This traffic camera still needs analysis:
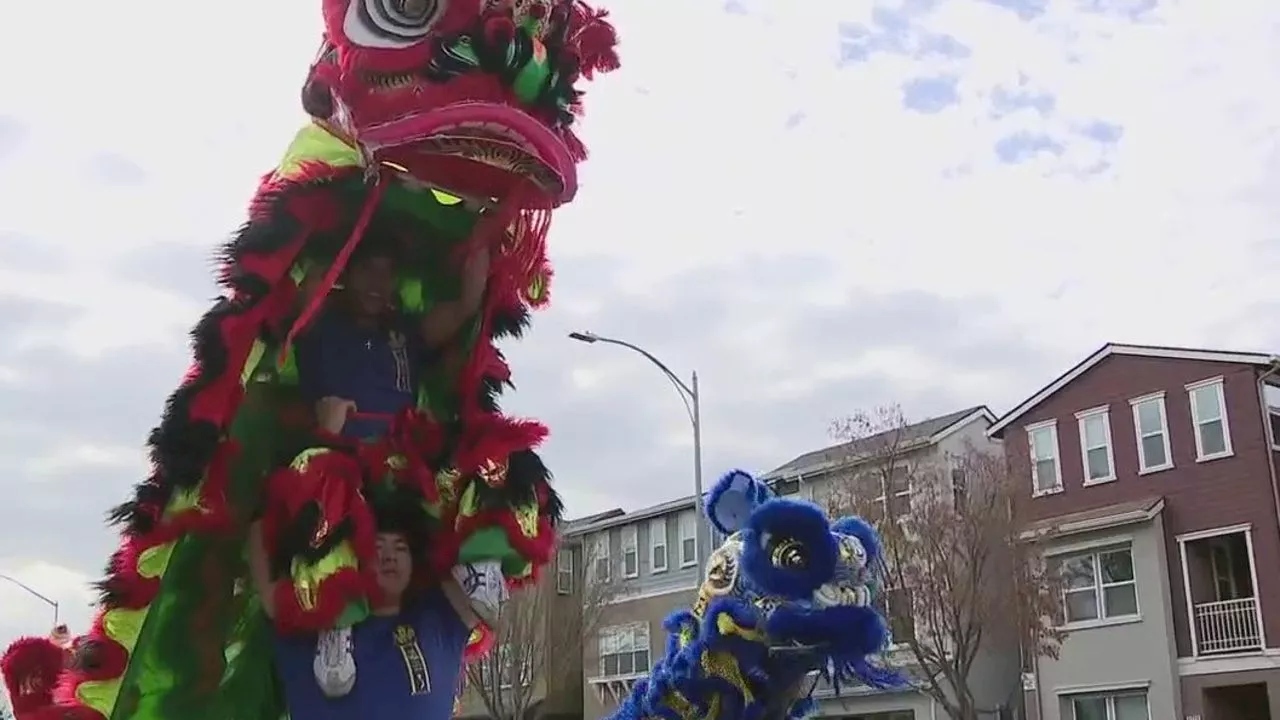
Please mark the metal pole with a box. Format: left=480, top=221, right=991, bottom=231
left=568, top=331, right=710, bottom=575
left=690, top=370, right=706, bottom=577
left=0, top=573, right=59, bottom=629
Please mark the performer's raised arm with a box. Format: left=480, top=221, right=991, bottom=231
left=416, top=244, right=490, bottom=349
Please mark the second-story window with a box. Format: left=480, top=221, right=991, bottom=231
left=1130, top=392, right=1172, bottom=473
left=556, top=548, right=573, bottom=595
left=1027, top=420, right=1062, bottom=496
left=678, top=510, right=697, bottom=568
left=592, top=533, right=610, bottom=583
left=621, top=525, right=639, bottom=578
left=649, top=517, right=668, bottom=573
left=1187, top=377, right=1233, bottom=461
left=1053, top=544, right=1138, bottom=625
left=1075, top=406, right=1116, bottom=485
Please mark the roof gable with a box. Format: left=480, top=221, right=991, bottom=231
left=988, top=343, right=1277, bottom=438
left=762, top=405, right=995, bottom=480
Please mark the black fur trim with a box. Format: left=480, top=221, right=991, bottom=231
left=490, top=307, right=529, bottom=340
left=113, top=179, right=355, bottom=537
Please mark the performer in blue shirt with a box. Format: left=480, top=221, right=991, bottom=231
left=253, top=231, right=507, bottom=705
left=254, top=501, right=479, bottom=719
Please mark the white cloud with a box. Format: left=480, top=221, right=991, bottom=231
left=0, top=0, right=1277, bottom=650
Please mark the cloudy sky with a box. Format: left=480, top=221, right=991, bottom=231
left=0, top=0, right=1277, bottom=657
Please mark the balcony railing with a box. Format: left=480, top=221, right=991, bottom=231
left=1194, top=597, right=1263, bottom=655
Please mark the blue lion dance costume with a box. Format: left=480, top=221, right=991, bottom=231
left=606, top=470, right=907, bottom=720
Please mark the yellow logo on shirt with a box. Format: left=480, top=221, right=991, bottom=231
left=394, top=624, right=431, bottom=696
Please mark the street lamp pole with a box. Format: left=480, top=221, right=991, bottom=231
left=568, top=331, right=707, bottom=576
left=0, top=573, right=59, bottom=628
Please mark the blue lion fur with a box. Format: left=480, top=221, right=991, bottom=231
left=741, top=499, right=839, bottom=599
left=617, top=596, right=775, bottom=720
left=766, top=604, right=904, bottom=689
left=606, top=469, right=908, bottom=720
left=706, top=469, right=774, bottom=535
left=831, top=515, right=883, bottom=565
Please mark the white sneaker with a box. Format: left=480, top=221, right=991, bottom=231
left=452, top=561, right=507, bottom=627
left=314, top=626, right=356, bottom=698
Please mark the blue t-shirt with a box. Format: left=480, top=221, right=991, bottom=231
left=295, top=308, right=430, bottom=439
left=273, top=590, right=469, bottom=720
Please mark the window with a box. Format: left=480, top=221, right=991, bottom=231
left=1187, top=377, right=1232, bottom=460
left=1027, top=421, right=1062, bottom=495
left=1070, top=691, right=1149, bottom=720
left=598, top=622, right=651, bottom=677
left=1269, top=408, right=1280, bottom=450
left=621, top=525, right=639, bottom=578
left=556, top=547, right=573, bottom=595
left=649, top=517, right=668, bottom=573
left=852, top=466, right=912, bottom=524
left=591, top=533, right=610, bottom=583
left=951, top=467, right=968, bottom=511
left=1055, top=545, right=1138, bottom=624
left=1075, top=407, right=1116, bottom=484
left=1129, top=393, right=1172, bottom=473
left=678, top=511, right=697, bottom=567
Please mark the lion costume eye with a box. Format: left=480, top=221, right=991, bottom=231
left=769, top=537, right=808, bottom=570
left=703, top=546, right=740, bottom=596
left=346, top=0, right=448, bottom=48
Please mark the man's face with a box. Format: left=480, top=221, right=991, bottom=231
left=375, top=532, right=413, bottom=600
left=345, top=254, right=398, bottom=318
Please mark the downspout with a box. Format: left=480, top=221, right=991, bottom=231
left=1256, top=360, right=1280, bottom=546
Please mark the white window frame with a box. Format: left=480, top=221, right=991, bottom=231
left=649, top=517, right=668, bottom=573
left=1075, top=405, right=1116, bottom=486
left=1269, top=407, right=1280, bottom=451
left=1052, top=544, right=1139, bottom=627
left=597, top=622, right=651, bottom=678
left=678, top=511, right=698, bottom=568
left=592, top=532, right=610, bottom=584
left=1186, top=376, right=1234, bottom=462
left=621, top=525, right=639, bottom=579
left=1068, top=690, right=1150, bottom=720
left=1129, top=392, right=1173, bottom=474
left=1027, top=419, right=1063, bottom=497
left=556, top=547, right=573, bottom=595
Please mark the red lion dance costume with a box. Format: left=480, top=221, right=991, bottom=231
left=2, top=626, right=75, bottom=720
left=3, top=1, right=618, bottom=718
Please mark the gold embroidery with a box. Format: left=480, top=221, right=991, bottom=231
left=477, top=458, right=508, bottom=488
left=310, top=518, right=330, bottom=549
left=514, top=502, right=538, bottom=537
left=394, top=624, right=431, bottom=695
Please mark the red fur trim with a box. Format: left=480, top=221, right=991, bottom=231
left=271, top=567, right=376, bottom=635
left=262, top=449, right=379, bottom=634
left=450, top=413, right=548, bottom=476
left=51, top=183, right=325, bottom=718
left=2, top=637, right=63, bottom=713
left=568, top=2, right=621, bottom=78
left=463, top=622, right=495, bottom=661
left=426, top=501, right=557, bottom=579
left=263, top=450, right=366, bottom=550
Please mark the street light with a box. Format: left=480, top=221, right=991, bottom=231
left=568, top=331, right=707, bottom=576
left=0, top=573, right=59, bottom=628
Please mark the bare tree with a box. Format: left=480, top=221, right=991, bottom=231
left=466, top=541, right=617, bottom=720
left=823, top=405, right=1064, bottom=720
